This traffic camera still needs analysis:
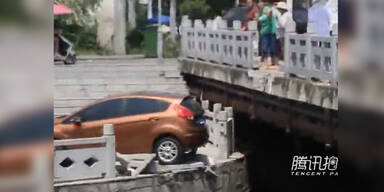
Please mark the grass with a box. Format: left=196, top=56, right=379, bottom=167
left=76, top=48, right=99, bottom=55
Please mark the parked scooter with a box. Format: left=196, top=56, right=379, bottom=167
left=54, top=34, right=77, bottom=65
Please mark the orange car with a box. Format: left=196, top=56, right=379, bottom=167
left=54, top=92, right=208, bottom=164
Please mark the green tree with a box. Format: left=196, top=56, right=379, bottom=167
left=179, top=0, right=211, bottom=20
left=206, top=0, right=235, bottom=16
left=55, top=0, right=101, bottom=26
left=55, top=0, right=103, bottom=54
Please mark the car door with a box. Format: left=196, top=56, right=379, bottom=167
left=101, top=98, right=137, bottom=154
left=59, top=99, right=123, bottom=139
left=114, top=98, right=171, bottom=154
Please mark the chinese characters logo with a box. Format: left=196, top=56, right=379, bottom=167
left=291, top=156, right=338, bottom=176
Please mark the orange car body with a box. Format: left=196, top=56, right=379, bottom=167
left=54, top=93, right=208, bottom=154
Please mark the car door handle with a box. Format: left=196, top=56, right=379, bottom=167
left=149, top=117, right=160, bottom=121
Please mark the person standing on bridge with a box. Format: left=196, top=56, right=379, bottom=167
left=308, top=0, right=332, bottom=36
left=257, top=2, right=265, bottom=61
left=276, top=2, right=296, bottom=60
left=242, top=0, right=260, bottom=30
left=259, top=1, right=279, bottom=67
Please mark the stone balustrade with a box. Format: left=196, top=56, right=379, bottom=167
left=180, top=18, right=259, bottom=70
left=54, top=124, right=116, bottom=183
left=180, top=16, right=338, bottom=83
left=283, top=33, right=338, bottom=83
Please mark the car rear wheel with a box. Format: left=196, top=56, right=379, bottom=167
left=154, top=137, right=182, bottom=165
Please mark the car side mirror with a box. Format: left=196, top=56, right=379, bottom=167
left=71, top=116, right=82, bottom=126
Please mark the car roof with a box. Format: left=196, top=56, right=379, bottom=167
left=59, top=92, right=193, bottom=120
left=103, top=91, right=190, bottom=103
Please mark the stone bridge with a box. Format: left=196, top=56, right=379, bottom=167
left=179, top=18, right=338, bottom=145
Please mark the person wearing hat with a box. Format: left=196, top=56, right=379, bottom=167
left=276, top=1, right=296, bottom=60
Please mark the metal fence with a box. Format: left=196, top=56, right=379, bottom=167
left=181, top=18, right=259, bottom=69
left=54, top=124, right=116, bottom=183
left=282, top=33, right=338, bottom=82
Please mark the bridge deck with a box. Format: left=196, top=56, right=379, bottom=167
left=180, top=57, right=338, bottom=111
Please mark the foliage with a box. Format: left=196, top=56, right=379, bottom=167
left=53, top=0, right=237, bottom=55
left=0, top=1, right=28, bottom=24
left=127, top=29, right=144, bottom=49
left=55, top=0, right=101, bottom=26
left=57, top=20, right=106, bottom=54
left=55, top=0, right=105, bottom=54
left=163, top=33, right=180, bottom=58
left=125, top=22, right=145, bottom=54
left=179, top=0, right=211, bottom=20
left=206, top=0, right=235, bottom=17
left=136, top=2, right=149, bottom=28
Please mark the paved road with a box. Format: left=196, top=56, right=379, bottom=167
left=54, top=57, right=189, bottom=115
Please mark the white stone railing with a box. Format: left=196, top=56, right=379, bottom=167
left=180, top=17, right=338, bottom=83
left=282, top=33, right=338, bottom=83
left=54, top=124, right=116, bottom=183
left=201, top=101, right=235, bottom=160
left=180, top=18, right=259, bottom=69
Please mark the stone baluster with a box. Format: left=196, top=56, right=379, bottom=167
left=233, top=20, right=242, bottom=31
left=213, top=103, right=222, bottom=147
left=104, top=124, right=116, bottom=178
left=217, top=110, right=230, bottom=159
left=225, top=107, right=235, bottom=155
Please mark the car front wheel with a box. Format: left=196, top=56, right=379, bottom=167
left=154, top=137, right=183, bottom=165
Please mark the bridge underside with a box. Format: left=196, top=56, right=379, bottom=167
left=180, top=58, right=338, bottom=145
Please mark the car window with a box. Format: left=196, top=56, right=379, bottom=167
left=181, top=97, right=204, bottom=117
left=123, top=98, right=170, bottom=116
left=76, top=99, right=125, bottom=122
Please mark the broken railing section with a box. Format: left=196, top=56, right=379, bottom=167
left=54, top=124, right=116, bottom=183
left=180, top=18, right=259, bottom=69
left=202, top=100, right=235, bottom=159
left=282, top=33, right=338, bottom=83
left=115, top=153, right=156, bottom=177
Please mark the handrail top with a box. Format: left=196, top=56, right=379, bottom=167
left=54, top=137, right=106, bottom=147
left=181, top=17, right=258, bottom=31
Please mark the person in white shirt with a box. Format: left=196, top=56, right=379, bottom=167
left=276, top=2, right=296, bottom=59
left=308, top=0, right=332, bottom=36
left=278, top=2, right=296, bottom=34
left=325, top=0, right=338, bottom=35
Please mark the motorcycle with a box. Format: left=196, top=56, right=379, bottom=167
left=54, top=34, right=77, bottom=65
